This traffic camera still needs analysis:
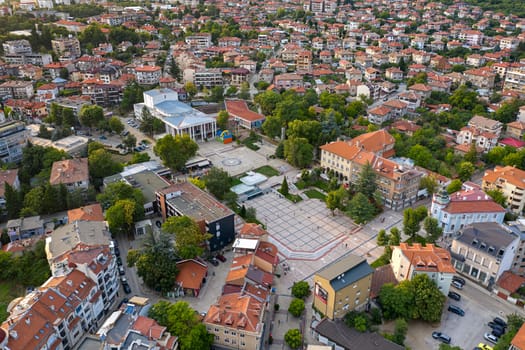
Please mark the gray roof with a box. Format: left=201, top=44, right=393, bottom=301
left=315, top=318, right=404, bottom=350
left=316, top=254, right=373, bottom=292
left=7, top=215, right=43, bottom=231
left=457, top=222, right=518, bottom=257
left=124, top=171, right=170, bottom=203
left=47, top=221, right=111, bottom=260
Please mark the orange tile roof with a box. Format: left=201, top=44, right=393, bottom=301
left=67, top=203, right=104, bottom=222
left=175, top=259, right=208, bottom=290
left=484, top=166, right=525, bottom=189
left=231, top=254, right=254, bottom=269
left=204, top=293, right=263, bottom=333
left=225, top=99, right=266, bottom=121
left=396, top=243, right=456, bottom=274
left=0, top=169, right=17, bottom=198
left=444, top=200, right=505, bottom=214
left=511, top=323, right=525, bottom=350
left=239, top=223, right=268, bottom=238
left=225, top=267, right=248, bottom=286
left=348, top=129, right=395, bottom=154
left=135, top=65, right=161, bottom=72
left=497, top=271, right=525, bottom=293
left=49, top=158, right=89, bottom=186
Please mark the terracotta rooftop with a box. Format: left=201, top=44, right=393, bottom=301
left=204, top=293, right=263, bottom=333
left=239, top=223, right=268, bottom=238
left=49, top=158, right=89, bottom=186
left=370, top=264, right=398, bottom=299
left=395, top=243, right=456, bottom=274
left=511, top=323, right=525, bottom=349
left=0, top=169, right=18, bottom=198
left=484, top=166, right=525, bottom=189
left=175, top=259, right=208, bottom=290
left=497, top=271, right=525, bottom=293
left=225, top=99, right=265, bottom=122
left=67, top=203, right=104, bottom=222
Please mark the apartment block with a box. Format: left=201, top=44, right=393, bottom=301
left=320, top=137, right=422, bottom=211
left=185, top=33, right=212, bottom=49
left=391, top=243, right=456, bottom=295
left=0, top=121, right=29, bottom=163
left=49, top=158, right=89, bottom=191
left=204, top=293, right=265, bottom=350
left=81, top=81, right=122, bottom=107
left=51, top=37, right=81, bottom=59
left=450, top=222, right=519, bottom=286
left=482, top=165, right=525, bottom=214
left=2, top=40, right=32, bottom=55
left=134, top=65, right=162, bottom=85
left=505, top=67, right=525, bottom=93
left=156, top=182, right=235, bottom=251
left=194, top=69, right=224, bottom=88
left=313, top=254, right=373, bottom=320
left=0, top=81, right=34, bottom=99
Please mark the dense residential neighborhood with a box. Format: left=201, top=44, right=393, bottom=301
left=0, top=0, right=525, bottom=349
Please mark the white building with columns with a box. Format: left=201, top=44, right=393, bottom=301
left=134, top=88, right=217, bottom=142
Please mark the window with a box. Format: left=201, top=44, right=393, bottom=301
left=240, top=334, right=245, bottom=338
left=225, top=338, right=230, bottom=343
left=224, top=330, right=229, bottom=335
left=231, top=332, right=236, bottom=336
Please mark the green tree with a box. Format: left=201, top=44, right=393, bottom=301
left=129, top=233, right=180, bottom=294
left=154, top=134, right=198, bottom=171
left=130, top=152, right=151, bottom=164
left=208, top=86, right=224, bottom=102
left=494, top=99, right=525, bottom=124
left=287, top=120, right=322, bottom=146
left=389, top=227, right=401, bottom=246
left=486, top=189, right=507, bottom=207
left=109, top=116, right=124, bottom=134
left=216, top=110, right=229, bottom=130
left=88, top=149, right=123, bottom=188
left=5, top=183, right=22, bottom=219
left=238, top=82, right=250, bottom=100
left=170, top=57, right=181, bottom=80
left=203, top=167, right=232, bottom=200
left=326, top=187, right=348, bottom=215
left=378, top=282, right=415, bottom=320
left=123, top=134, right=137, bottom=150
left=280, top=177, right=289, bottom=196
left=23, top=186, right=45, bottom=215
left=254, top=90, right=282, bottom=116
left=419, top=176, right=438, bottom=195
left=106, top=199, right=137, bottom=236
left=447, top=179, right=462, bottom=194
left=97, top=181, right=145, bottom=213
left=121, top=82, right=144, bottom=112
left=439, top=345, right=463, bottom=350
left=457, top=161, right=475, bottom=182
left=284, top=329, right=302, bottom=349
left=139, top=108, right=164, bottom=137
left=162, top=215, right=211, bottom=259
left=291, top=281, right=310, bottom=299
left=78, top=24, right=106, bottom=49
left=283, top=137, right=313, bottom=168
left=423, top=217, right=443, bottom=242
left=449, top=85, right=479, bottom=110
left=348, top=192, right=376, bottom=224
left=355, top=162, right=377, bottom=199
left=262, top=115, right=282, bottom=138
left=377, top=229, right=389, bottom=246
left=393, top=318, right=408, bottom=345
left=403, top=207, right=427, bottom=240
left=184, top=82, right=197, bottom=100
left=413, top=274, right=446, bottom=321
left=288, top=298, right=305, bottom=317
left=79, top=104, right=104, bottom=128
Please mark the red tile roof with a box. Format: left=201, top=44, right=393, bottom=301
left=225, top=99, right=266, bottom=122
left=175, top=259, right=208, bottom=290
left=67, top=203, right=104, bottom=222
left=497, top=271, right=525, bottom=293
left=395, top=243, right=456, bottom=274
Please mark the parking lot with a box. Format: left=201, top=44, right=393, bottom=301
left=406, top=281, right=525, bottom=350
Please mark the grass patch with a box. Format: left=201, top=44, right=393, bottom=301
left=371, top=255, right=390, bottom=268
left=111, top=153, right=133, bottom=164
left=0, top=282, right=24, bottom=322
left=253, top=165, right=280, bottom=177
left=231, top=177, right=242, bottom=186
left=304, top=189, right=326, bottom=201
left=283, top=193, right=303, bottom=203
left=312, top=180, right=331, bottom=192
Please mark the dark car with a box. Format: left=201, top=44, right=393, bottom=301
left=448, top=291, right=461, bottom=301
left=452, top=280, right=463, bottom=290
left=122, top=282, right=131, bottom=294
left=432, top=331, right=451, bottom=344
left=116, top=257, right=123, bottom=266
left=448, top=305, right=465, bottom=316
left=118, top=266, right=125, bottom=276
left=493, top=317, right=507, bottom=328
left=209, top=258, right=219, bottom=266
left=492, top=327, right=505, bottom=337
left=118, top=297, right=129, bottom=308
left=453, top=276, right=466, bottom=286
left=114, top=247, right=120, bottom=257
left=216, top=254, right=227, bottom=262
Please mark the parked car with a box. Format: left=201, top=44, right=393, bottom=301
left=476, top=343, right=493, bottom=350
left=453, top=276, right=466, bottom=286
left=114, top=247, right=120, bottom=256
left=116, top=257, right=123, bottom=266
left=447, top=305, right=465, bottom=316
left=488, top=321, right=505, bottom=331
left=448, top=291, right=461, bottom=301
left=451, top=280, right=463, bottom=289
left=120, top=276, right=128, bottom=283
left=484, top=333, right=498, bottom=344
left=493, top=317, right=507, bottom=328
left=121, top=130, right=130, bottom=137
left=122, top=282, right=131, bottom=294
left=99, top=135, right=107, bottom=140
left=118, top=266, right=125, bottom=276
left=216, top=254, right=227, bottom=262
left=432, top=331, right=451, bottom=344
left=492, top=327, right=505, bottom=338
left=118, top=297, right=129, bottom=308
left=209, top=258, right=219, bottom=266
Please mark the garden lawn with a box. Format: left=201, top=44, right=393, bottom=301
left=253, top=165, right=280, bottom=177
left=304, top=189, right=326, bottom=201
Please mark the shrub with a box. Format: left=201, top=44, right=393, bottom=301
left=288, top=298, right=305, bottom=317
left=291, top=281, right=310, bottom=299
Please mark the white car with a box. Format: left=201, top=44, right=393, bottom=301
left=484, top=333, right=498, bottom=344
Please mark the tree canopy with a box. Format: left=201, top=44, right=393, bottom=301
left=162, top=215, right=211, bottom=259
left=154, top=134, right=198, bottom=171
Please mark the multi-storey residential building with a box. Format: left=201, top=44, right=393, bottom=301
left=457, top=30, right=484, bottom=46
left=456, top=126, right=499, bottom=153
left=320, top=141, right=422, bottom=210
left=391, top=243, right=456, bottom=295
left=51, top=37, right=81, bottom=59
left=218, top=37, right=241, bottom=48
left=0, top=81, right=34, bottom=99
left=483, top=165, right=525, bottom=214
left=134, top=65, right=162, bottom=85
left=2, top=40, right=32, bottom=55
left=194, top=69, right=224, bottom=88
left=313, top=254, right=373, bottom=320
left=468, top=115, right=503, bottom=137
left=3, top=52, right=52, bottom=66
left=81, top=80, right=122, bottom=107
left=273, top=73, right=304, bottom=90
left=204, top=293, right=265, bottom=350
left=45, top=220, right=119, bottom=311
left=0, top=121, right=29, bottom=163
left=156, top=182, right=235, bottom=251
left=463, top=67, right=496, bottom=89
left=450, top=222, right=519, bottom=286
left=49, top=158, right=89, bottom=191
left=506, top=219, right=525, bottom=276
left=185, top=33, right=212, bottom=49
left=431, top=187, right=505, bottom=236
left=505, top=67, right=525, bottom=93
left=296, top=50, right=312, bottom=71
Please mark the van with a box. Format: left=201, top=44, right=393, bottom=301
left=451, top=280, right=463, bottom=289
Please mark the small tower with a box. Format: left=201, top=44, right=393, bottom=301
left=431, top=188, right=450, bottom=220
